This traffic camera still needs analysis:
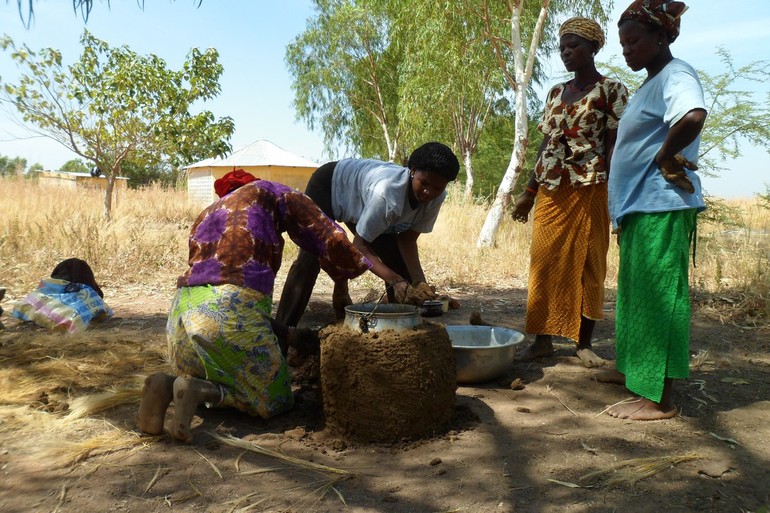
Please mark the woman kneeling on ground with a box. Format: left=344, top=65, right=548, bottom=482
left=137, top=171, right=371, bottom=442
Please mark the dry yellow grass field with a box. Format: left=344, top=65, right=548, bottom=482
left=1, top=176, right=767, bottom=319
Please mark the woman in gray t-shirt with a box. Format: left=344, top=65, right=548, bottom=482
left=276, top=141, right=460, bottom=327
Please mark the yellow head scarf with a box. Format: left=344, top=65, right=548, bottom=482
left=559, top=17, right=606, bottom=50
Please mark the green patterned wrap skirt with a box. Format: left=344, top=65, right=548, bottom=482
left=167, top=284, right=293, bottom=419
left=616, top=209, right=697, bottom=403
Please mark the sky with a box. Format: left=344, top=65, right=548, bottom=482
left=1, top=1, right=768, bottom=198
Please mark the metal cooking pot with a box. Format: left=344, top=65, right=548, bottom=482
left=344, top=303, right=420, bottom=333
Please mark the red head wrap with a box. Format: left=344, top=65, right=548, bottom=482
left=619, top=0, right=688, bottom=43
left=214, top=169, right=259, bottom=198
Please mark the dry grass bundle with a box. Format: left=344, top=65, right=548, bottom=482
left=0, top=328, right=167, bottom=469
left=578, top=453, right=701, bottom=487
left=33, top=429, right=157, bottom=469
left=66, top=386, right=143, bottom=420
left=212, top=433, right=353, bottom=513
left=211, top=433, right=353, bottom=477
left=1, top=398, right=156, bottom=469
left=0, top=329, right=167, bottom=402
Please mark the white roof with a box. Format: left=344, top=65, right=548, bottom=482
left=184, top=139, right=320, bottom=169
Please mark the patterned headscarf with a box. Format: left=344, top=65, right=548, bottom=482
left=618, top=0, right=688, bottom=43
left=559, top=17, right=605, bottom=50
left=214, top=169, right=259, bottom=198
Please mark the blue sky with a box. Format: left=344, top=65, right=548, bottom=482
left=1, top=1, right=768, bottom=198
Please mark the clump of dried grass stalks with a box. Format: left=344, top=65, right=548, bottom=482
left=0, top=327, right=167, bottom=467
left=578, top=453, right=701, bottom=487
left=211, top=433, right=354, bottom=512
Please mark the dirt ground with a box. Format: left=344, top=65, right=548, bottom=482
left=1, top=280, right=769, bottom=513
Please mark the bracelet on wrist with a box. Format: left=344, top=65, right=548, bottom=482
left=525, top=186, right=537, bottom=196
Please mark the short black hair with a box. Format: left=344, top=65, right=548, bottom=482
left=406, top=142, right=460, bottom=182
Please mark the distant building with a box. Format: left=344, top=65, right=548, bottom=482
left=36, top=170, right=129, bottom=202
left=183, top=139, right=320, bottom=205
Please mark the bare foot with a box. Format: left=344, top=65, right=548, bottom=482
left=170, top=376, right=221, bottom=443
left=517, top=338, right=554, bottom=361
left=576, top=348, right=606, bottom=368
left=595, top=369, right=625, bottom=385
left=607, top=397, right=678, bottom=420
left=137, top=373, right=175, bottom=435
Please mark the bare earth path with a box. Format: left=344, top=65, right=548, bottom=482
left=1, top=283, right=769, bottom=513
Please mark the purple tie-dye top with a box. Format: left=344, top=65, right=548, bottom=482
left=177, top=180, right=371, bottom=296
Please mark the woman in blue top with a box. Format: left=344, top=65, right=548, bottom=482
left=276, top=142, right=460, bottom=327
left=604, top=0, right=707, bottom=420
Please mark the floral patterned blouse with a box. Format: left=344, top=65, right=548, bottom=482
left=535, top=77, right=629, bottom=189
left=177, top=180, right=372, bottom=297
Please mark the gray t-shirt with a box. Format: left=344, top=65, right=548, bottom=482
left=331, top=158, right=446, bottom=242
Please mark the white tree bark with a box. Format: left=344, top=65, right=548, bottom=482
left=463, top=148, right=475, bottom=200
left=476, top=0, right=550, bottom=247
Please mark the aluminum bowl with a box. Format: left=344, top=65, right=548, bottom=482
left=446, top=326, right=525, bottom=384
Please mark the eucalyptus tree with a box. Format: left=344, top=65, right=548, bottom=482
left=11, top=0, right=201, bottom=27
left=473, top=0, right=612, bottom=247
left=0, top=31, right=234, bottom=220
left=286, top=0, right=402, bottom=161
left=395, top=1, right=508, bottom=199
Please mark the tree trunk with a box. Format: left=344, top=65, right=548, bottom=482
left=463, top=149, right=475, bottom=200
left=476, top=0, right=548, bottom=247
left=476, top=89, right=529, bottom=247
left=103, top=174, right=115, bottom=222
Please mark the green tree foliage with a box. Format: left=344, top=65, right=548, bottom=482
left=60, top=158, right=90, bottom=174
left=0, top=31, right=234, bottom=220
left=394, top=1, right=510, bottom=199
left=0, top=154, right=27, bottom=176
left=758, top=185, right=770, bottom=211
left=286, top=0, right=402, bottom=161
left=601, top=49, right=770, bottom=180
left=471, top=99, right=542, bottom=200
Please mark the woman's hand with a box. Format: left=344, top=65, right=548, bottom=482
left=511, top=193, right=535, bottom=223
left=656, top=153, right=697, bottom=194
left=389, top=279, right=410, bottom=304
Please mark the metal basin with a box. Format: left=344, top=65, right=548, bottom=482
left=344, top=303, right=420, bottom=333
left=446, top=326, right=525, bottom=384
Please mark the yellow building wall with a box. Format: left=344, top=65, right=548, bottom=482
left=187, top=165, right=317, bottom=206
